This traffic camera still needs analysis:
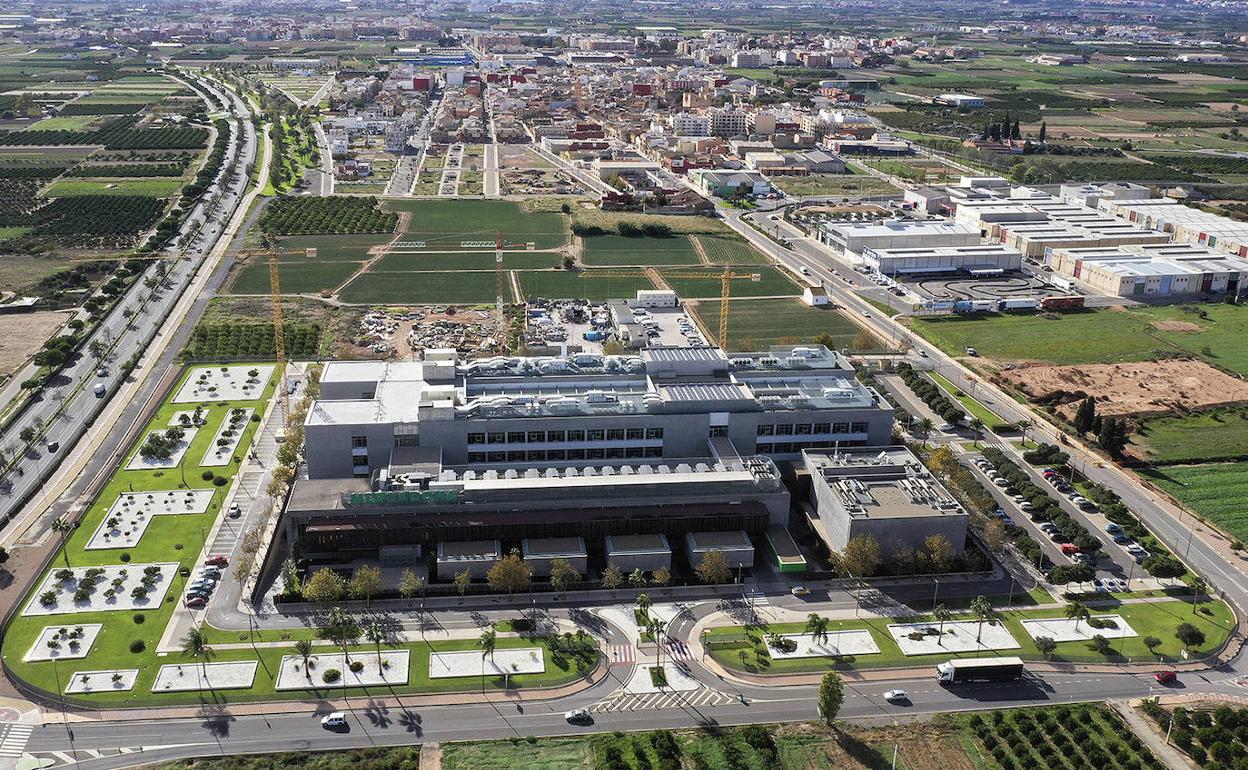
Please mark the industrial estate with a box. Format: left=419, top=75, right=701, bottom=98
left=0, top=1, right=1247, bottom=769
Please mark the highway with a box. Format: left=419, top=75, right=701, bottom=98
left=0, top=73, right=258, bottom=548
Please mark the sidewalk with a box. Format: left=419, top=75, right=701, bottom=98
left=1112, top=700, right=1195, bottom=770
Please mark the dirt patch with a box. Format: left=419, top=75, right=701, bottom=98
left=1000, top=358, right=1248, bottom=418
left=0, top=310, right=72, bottom=377
left=775, top=722, right=980, bottom=770
left=1152, top=320, right=1203, bottom=332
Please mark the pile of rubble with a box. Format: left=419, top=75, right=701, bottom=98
left=406, top=308, right=498, bottom=355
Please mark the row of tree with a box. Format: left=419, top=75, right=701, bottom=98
left=1072, top=396, right=1129, bottom=457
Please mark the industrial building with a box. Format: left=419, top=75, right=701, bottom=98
left=802, top=446, right=968, bottom=562
left=819, top=219, right=981, bottom=256
left=861, top=244, right=1023, bottom=276
left=1045, top=243, right=1248, bottom=298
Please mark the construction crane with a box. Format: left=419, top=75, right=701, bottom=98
left=582, top=268, right=760, bottom=348
left=495, top=228, right=506, bottom=344
left=234, top=241, right=301, bottom=419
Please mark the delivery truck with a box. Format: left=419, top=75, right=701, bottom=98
left=935, top=657, right=1025, bottom=685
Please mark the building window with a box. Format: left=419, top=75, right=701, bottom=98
left=351, top=436, right=368, bottom=448
left=757, top=424, right=775, bottom=436
left=487, top=432, right=506, bottom=444
left=606, top=428, right=625, bottom=441
left=606, top=448, right=625, bottom=458
left=548, top=430, right=566, bottom=442
left=567, top=449, right=587, bottom=460
left=645, top=427, right=664, bottom=440
left=567, top=430, right=585, bottom=442
left=394, top=435, right=419, bottom=447
left=487, top=452, right=506, bottom=463
left=625, top=447, right=644, bottom=458
left=773, top=442, right=793, bottom=453
left=587, top=429, right=605, bottom=442
left=527, top=431, right=545, bottom=443
left=795, top=423, right=813, bottom=435
left=507, top=432, right=526, bottom=444
left=548, top=449, right=567, bottom=460
left=814, top=422, right=830, bottom=434
left=467, top=433, right=486, bottom=444
left=507, top=451, right=525, bottom=462
left=757, top=443, right=773, bottom=453
left=644, top=447, right=663, bottom=458
left=586, top=448, right=606, bottom=459
left=775, top=424, right=793, bottom=436
left=468, top=453, right=487, bottom=463
left=709, top=426, right=728, bottom=438
left=833, top=422, right=849, bottom=433
left=526, top=450, right=546, bottom=461
left=851, top=421, right=868, bottom=433
left=352, top=465, right=370, bottom=478
left=626, top=428, right=644, bottom=441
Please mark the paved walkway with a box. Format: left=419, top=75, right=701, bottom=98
left=1112, top=700, right=1194, bottom=770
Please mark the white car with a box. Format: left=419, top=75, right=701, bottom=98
left=320, top=711, right=348, bottom=728
left=883, top=689, right=908, bottom=702
left=564, top=708, right=592, bottom=723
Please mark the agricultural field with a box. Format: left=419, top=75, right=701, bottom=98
left=570, top=209, right=732, bottom=237
left=338, top=270, right=500, bottom=305
left=256, top=74, right=334, bottom=104
left=43, top=178, right=183, bottom=197
left=373, top=250, right=560, bottom=271
left=695, top=234, right=771, bottom=265
left=1138, top=701, right=1248, bottom=770
left=1130, top=408, right=1248, bottom=465
left=385, top=199, right=568, bottom=250
left=1142, top=462, right=1248, bottom=544
left=230, top=261, right=360, bottom=295
left=865, top=156, right=962, bottom=184
left=259, top=196, right=398, bottom=236
left=658, top=265, right=799, bottom=299
left=517, top=269, right=655, bottom=302
left=691, top=298, right=880, bottom=352
left=964, top=705, right=1164, bottom=770
left=579, top=233, right=702, bottom=266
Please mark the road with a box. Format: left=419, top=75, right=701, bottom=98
left=0, top=72, right=257, bottom=547
left=310, top=122, right=333, bottom=196
left=484, top=143, right=500, bottom=197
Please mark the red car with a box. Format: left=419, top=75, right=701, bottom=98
left=1059, top=543, right=1082, bottom=555
left=204, top=555, right=229, bottom=567
left=185, top=596, right=206, bottom=608
left=1154, top=670, right=1177, bottom=684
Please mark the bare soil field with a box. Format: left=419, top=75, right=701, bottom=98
left=0, top=310, right=71, bottom=376
left=1000, top=358, right=1248, bottom=418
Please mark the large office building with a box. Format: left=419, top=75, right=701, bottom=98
left=818, top=219, right=981, bottom=257
left=862, top=244, right=1023, bottom=276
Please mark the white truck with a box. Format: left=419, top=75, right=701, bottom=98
left=936, top=657, right=1025, bottom=685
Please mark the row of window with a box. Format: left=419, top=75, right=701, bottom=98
left=467, top=446, right=666, bottom=463
left=467, top=427, right=665, bottom=444
left=757, top=422, right=869, bottom=436
left=756, top=439, right=868, bottom=453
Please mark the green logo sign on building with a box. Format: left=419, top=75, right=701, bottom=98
left=349, top=490, right=459, bottom=506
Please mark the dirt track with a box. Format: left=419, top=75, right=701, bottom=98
left=0, top=310, right=71, bottom=377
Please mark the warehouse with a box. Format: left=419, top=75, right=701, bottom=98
left=802, top=446, right=968, bottom=562
left=862, top=244, right=1023, bottom=276
left=1045, top=243, right=1248, bottom=298
left=819, top=219, right=981, bottom=256
left=997, top=220, right=1170, bottom=259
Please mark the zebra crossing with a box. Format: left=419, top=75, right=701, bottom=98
left=594, top=687, right=735, bottom=713
left=663, top=640, right=692, bottom=661
left=0, top=723, right=33, bottom=759
left=609, top=644, right=635, bottom=665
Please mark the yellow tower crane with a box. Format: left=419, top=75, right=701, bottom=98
left=582, top=267, right=760, bottom=348
left=234, top=241, right=310, bottom=419
left=496, top=228, right=506, bottom=344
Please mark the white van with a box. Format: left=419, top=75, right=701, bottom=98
left=93, top=382, right=106, bottom=398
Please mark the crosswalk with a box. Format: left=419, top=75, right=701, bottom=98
left=609, top=644, right=635, bottom=665
left=664, top=640, right=692, bottom=661
left=594, top=687, right=735, bottom=713
left=27, top=747, right=146, bottom=768
left=0, top=723, right=33, bottom=758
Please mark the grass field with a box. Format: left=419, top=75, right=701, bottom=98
left=337, top=270, right=499, bottom=304
left=659, top=266, right=799, bottom=299
left=383, top=200, right=568, bottom=250
left=230, top=262, right=360, bottom=295
left=373, top=251, right=560, bottom=271
left=690, top=298, right=878, bottom=352
left=443, top=739, right=593, bottom=770
left=274, top=234, right=392, bottom=262
left=27, top=115, right=104, bottom=131
left=45, top=178, right=183, bottom=197
left=769, top=173, right=901, bottom=198
left=1142, top=462, right=1248, bottom=544
left=580, top=234, right=702, bottom=266
left=928, top=371, right=1007, bottom=428
left=1131, top=408, right=1248, bottom=464
left=696, top=235, right=771, bottom=265
left=517, top=270, right=655, bottom=301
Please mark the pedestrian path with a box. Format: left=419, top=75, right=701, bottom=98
left=609, top=644, right=635, bottom=665
left=665, top=640, right=692, bottom=661
left=593, top=687, right=734, bottom=712
left=0, top=723, right=33, bottom=759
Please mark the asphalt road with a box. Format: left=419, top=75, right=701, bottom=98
left=0, top=73, right=257, bottom=544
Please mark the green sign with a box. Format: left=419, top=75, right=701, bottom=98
left=349, top=490, right=459, bottom=506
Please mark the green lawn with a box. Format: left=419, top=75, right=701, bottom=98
left=1145, top=303, right=1248, bottom=378
left=696, top=235, right=771, bottom=265
left=230, top=262, right=360, bottom=295
left=373, top=251, right=560, bottom=271
left=28, top=115, right=104, bottom=131
left=928, top=371, right=1008, bottom=428
left=706, top=597, right=1234, bottom=675
left=770, top=173, right=900, bottom=198
left=659, top=266, right=799, bottom=299
left=580, top=234, right=702, bottom=266
left=1131, top=408, right=1248, bottom=464
left=383, top=200, right=568, bottom=250
left=690, top=298, right=880, bottom=352
left=337, top=270, right=499, bottom=304
left=1142, top=462, right=1248, bottom=544
left=45, top=178, right=183, bottom=198
left=517, top=270, right=655, bottom=302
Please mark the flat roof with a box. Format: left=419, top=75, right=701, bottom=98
left=522, top=536, right=587, bottom=557
left=438, top=540, right=501, bottom=560
left=824, top=220, right=980, bottom=238
left=804, top=446, right=966, bottom=520
left=687, top=530, right=753, bottom=550
left=606, top=533, right=672, bottom=554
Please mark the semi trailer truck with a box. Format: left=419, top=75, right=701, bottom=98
left=935, top=657, right=1025, bottom=685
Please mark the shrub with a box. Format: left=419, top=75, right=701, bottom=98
left=322, top=668, right=341, bottom=683
left=201, top=470, right=215, bottom=481
left=129, top=639, right=146, bottom=653
left=133, top=613, right=145, bottom=624
left=120, top=553, right=131, bottom=563
left=349, top=660, right=364, bottom=673
left=213, top=476, right=228, bottom=487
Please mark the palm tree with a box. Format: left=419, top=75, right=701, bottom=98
left=1190, top=577, right=1207, bottom=614
left=321, top=606, right=360, bottom=665
left=365, top=620, right=386, bottom=676
left=648, top=617, right=665, bottom=673
left=181, top=626, right=214, bottom=697
left=1064, top=601, right=1090, bottom=631
left=51, top=517, right=75, bottom=568
left=294, top=639, right=314, bottom=679
left=805, top=613, right=830, bottom=644
left=969, top=418, right=985, bottom=446
left=933, top=603, right=952, bottom=646
left=478, top=628, right=497, bottom=693
left=916, top=417, right=934, bottom=446
left=969, top=595, right=995, bottom=644
left=636, top=592, right=652, bottom=622
left=1017, top=417, right=1033, bottom=448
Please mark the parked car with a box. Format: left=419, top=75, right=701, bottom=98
left=321, top=712, right=348, bottom=729
left=790, top=585, right=811, bottom=597
left=205, top=555, right=229, bottom=567
left=1059, top=543, right=1082, bottom=555
left=227, top=503, right=242, bottom=518
left=185, top=596, right=206, bottom=608
left=965, top=346, right=979, bottom=356
left=1105, top=523, right=1123, bottom=534
left=1112, top=534, right=1132, bottom=545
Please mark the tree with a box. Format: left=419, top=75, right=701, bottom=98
left=279, top=558, right=301, bottom=596
left=629, top=568, right=647, bottom=589
left=365, top=620, right=386, bottom=670
left=850, top=330, right=876, bottom=352
left=695, top=550, right=732, bottom=584
left=549, top=557, right=581, bottom=592
left=818, top=671, right=844, bottom=726
left=1038, top=121, right=1047, bottom=142
left=1190, top=577, right=1207, bottom=613
left=926, top=446, right=959, bottom=478
left=302, top=567, right=345, bottom=605
left=970, top=595, right=996, bottom=643
left=454, top=569, right=472, bottom=596
left=915, top=417, right=934, bottom=446
left=319, top=606, right=360, bottom=663
left=478, top=628, right=497, bottom=692
left=486, top=551, right=531, bottom=595
left=294, top=639, right=314, bottom=678
left=51, top=517, right=76, bottom=568
left=180, top=626, right=214, bottom=694
left=982, top=519, right=1006, bottom=551
left=1175, top=622, right=1205, bottom=650
left=1065, top=601, right=1090, bottom=631
left=839, top=534, right=881, bottom=578
left=1074, top=396, right=1096, bottom=435
left=933, top=604, right=953, bottom=644
left=1035, top=635, right=1057, bottom=659
left=601, top=564, right=624, bottom=590
left=397, top=568, right=424, bottom=600
left=18, top=426, right=35, bottom=443
left=1142, top=635, right=1162, bottom=656
left=1090, top=634, right=1111, bottom=655
left=636, top=593, right=653, bottom=621
left=923, top=534, right=955, bottom=572
left=1016, top=417, right=1034, bottom=447
left=651, top=566, right=671, bottom=587
left=805, top=613, right=830, bottom=643
left=348, top=564, right=382, bottom=608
